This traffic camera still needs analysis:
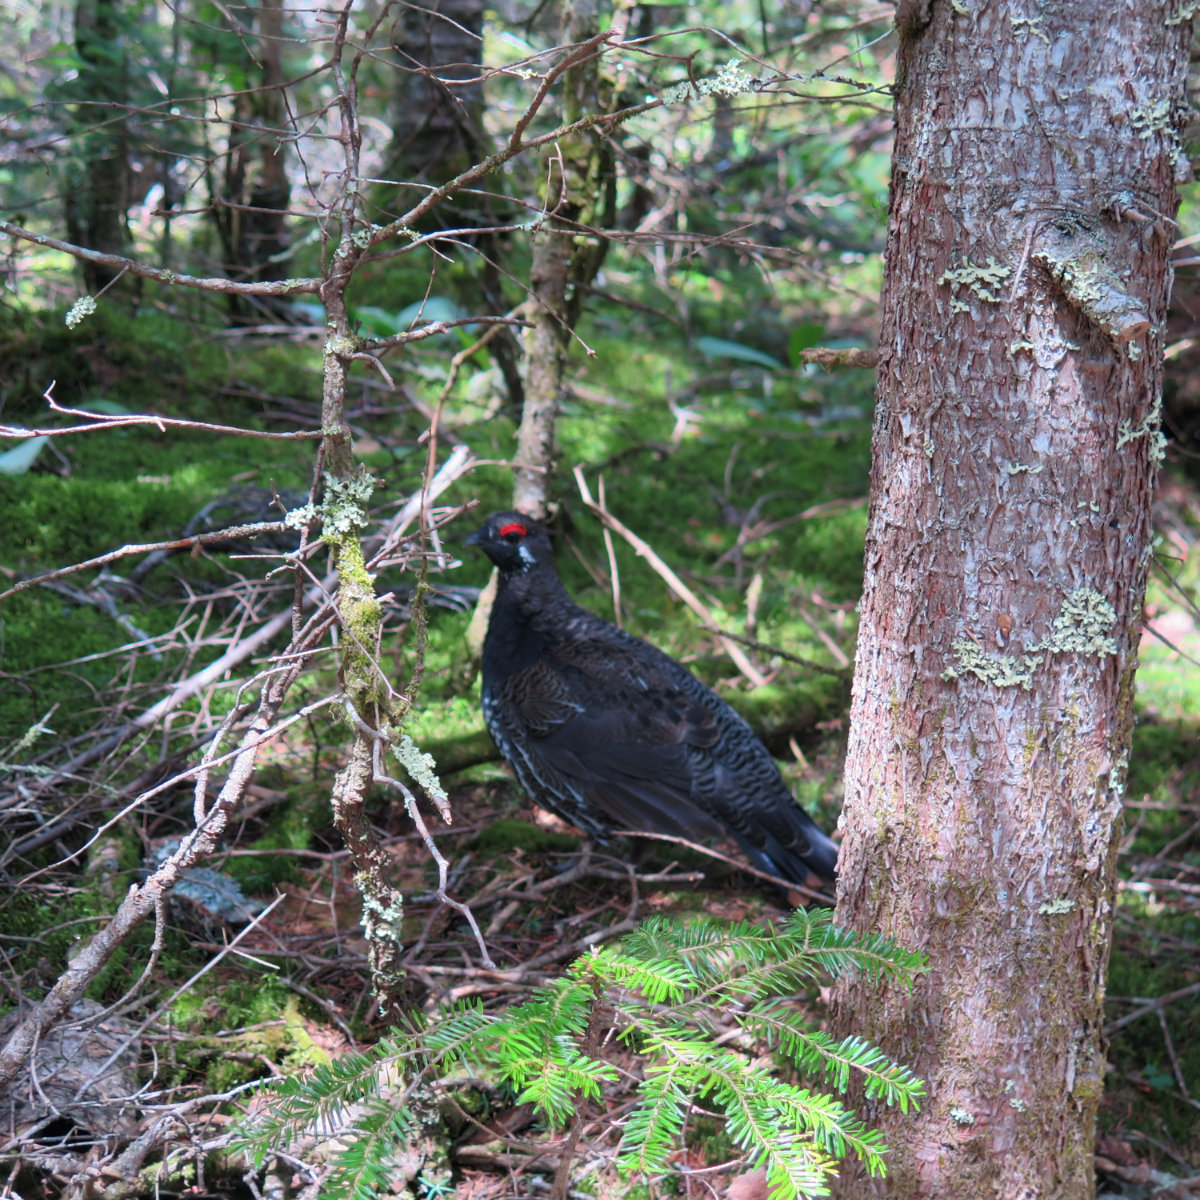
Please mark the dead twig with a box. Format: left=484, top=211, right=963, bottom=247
left=0, top=523, right=289, bottom=603
left=573, top=467, right=769, bottom=687
left=1105, top=980, right=1200, bottom=1036
left=692, top=624, right=850, bottom=679
left=623, top=830, right=834, bottom=906
left=0, top=660, right=306, bottom=1089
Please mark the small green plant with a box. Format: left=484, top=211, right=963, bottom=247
left=239, top=910, right=926, bottom=1198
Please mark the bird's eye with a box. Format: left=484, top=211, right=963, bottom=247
left=499, top=522, right=528, bottom=540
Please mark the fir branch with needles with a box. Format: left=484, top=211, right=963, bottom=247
left=236, top=910, right=926, bottom=1198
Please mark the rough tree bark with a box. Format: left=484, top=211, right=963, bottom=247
left=832, top=2, right=1192, bottom=1198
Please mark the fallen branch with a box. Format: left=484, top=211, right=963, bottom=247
left=623, top=829, right=834, bottom=906
left=573, top=467, right=769, bottom=687
left=0, top=666, right=303, bottom=1089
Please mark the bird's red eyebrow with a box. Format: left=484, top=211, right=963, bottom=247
left=499, top=522, right=528, bottom=537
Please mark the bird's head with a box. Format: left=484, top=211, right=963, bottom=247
left=464, top=511, right=553, bottom=574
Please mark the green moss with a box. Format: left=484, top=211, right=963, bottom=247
left=333, top=534, right=387, bottom=714
left=0, top=302, right=320, bottom=743
left=0, top=880, right=209, bottom=1004
left=1124, top=720, right=1200, bottom=854
left=465, top=818, right=580, bottom=857
left=727, top=674, right=849, bottom=741
left=169, top=985, right=332, bottom=1093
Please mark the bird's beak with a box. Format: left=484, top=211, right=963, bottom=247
left=463, top=527, right=482, bottom=548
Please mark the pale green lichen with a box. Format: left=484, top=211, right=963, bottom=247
left=662, top=59, right=755, bottom=105
left=1117, top=394, right=1167, bottom=465
left=6, top=714, right=56, bottom=760
left=1167, top=0, right=1200, bottom=24
left=1008, top=340, right=1036, bottom=356
left=943, top=589, right=1118, bottom=689
left=350, top=228, right=372, bottom=249
left=943, top=638, right=1044, bottom=690
left=1042, top=589, right=1118, bottom=656
left=1041, top=252, right=1105, bottom=308
left=1005, top=463, right=1042, bottom=475
left=284, top=470, right=375, bottom=538
left=924, top=437, right=935, bottom=458
left=939, top=257, right=1012, bottom=305
left=1038, top=897, right=1075, bottom=915
left=1010, top=15, right=1050, bottom=44
left=395, top=733, right=450, bottom=815
left=324, top=334, right=360, bottom=357
left=65, top=295, right=97, bottom=328
left=359, top=883, right=404, bottom=945
left=1108, top=749, right=1130, bottom=804
left=949, top=1107, right=974, bottom=1126
left=1129, top=97, right=1183, bottom=166
left=1130, top=98, right=1172, bottom=139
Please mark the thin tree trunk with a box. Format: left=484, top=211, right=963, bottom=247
left=66, top=0, right=129, bottom=293
left=513, top=228, right=573, bottom=519
left=217, top=0, right=291, bottom=321
left=511, top=0, right=616, bottom=518
left=832, top=2, right=1191, bottom=1197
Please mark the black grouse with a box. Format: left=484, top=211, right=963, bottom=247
left=466, top=511, right=839, bottom=887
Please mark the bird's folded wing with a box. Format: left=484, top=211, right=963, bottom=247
left=534, top=735, right=727, bottom=842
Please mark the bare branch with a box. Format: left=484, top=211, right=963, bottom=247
left=0, top=523, right=289, bottom=603
left=0, top=670, right=301, bottom=1088
left=0, top=222, right=320, bottom=296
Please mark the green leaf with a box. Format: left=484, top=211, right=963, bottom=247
left=78, top=398, right=131, bottom=415
left=354, top=305, right=403, bottom=335
left=694, top=336, right=784, bottom=370
left=0, top=436, right=48, bottom=475
left=788, top=322, right=826, bottom=366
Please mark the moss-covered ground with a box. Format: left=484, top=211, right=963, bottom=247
left=1, top=282, right=1198, bottom=1194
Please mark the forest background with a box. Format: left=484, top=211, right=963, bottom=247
left=1, top=0, right=1199, bottom=1196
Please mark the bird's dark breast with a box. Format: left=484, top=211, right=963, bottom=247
left=481, top=602, right=546, bottom=679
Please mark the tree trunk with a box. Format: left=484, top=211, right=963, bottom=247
left=216, top=0, right=291, bottom=321
left=831, top=3, right=1191, bottom=1197
left=385, top=0, right=485, bottom=191
left=511, top=0, right=616, bottom=518
left=66, top=0, right=129, bottom=293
